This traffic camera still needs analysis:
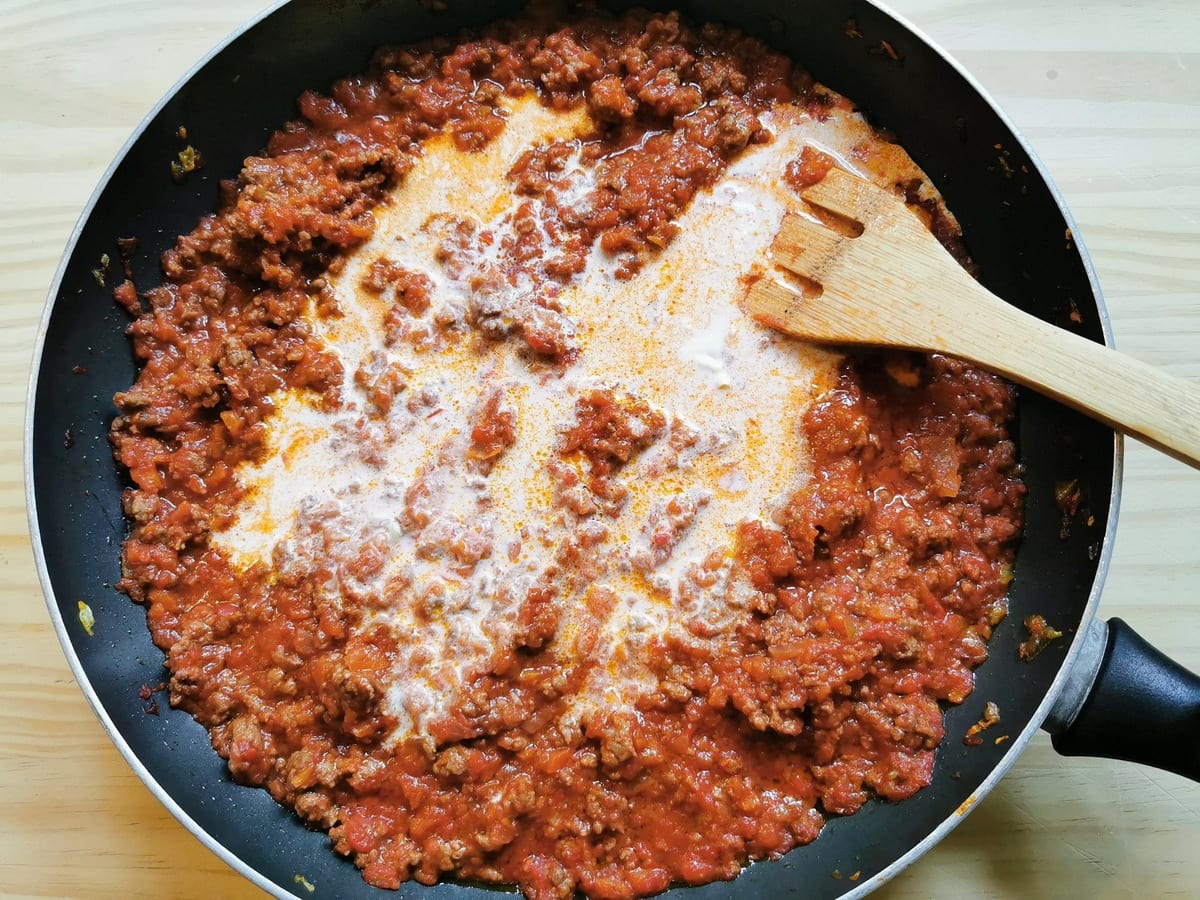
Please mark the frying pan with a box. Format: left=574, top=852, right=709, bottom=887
left=25, top=0, right=1200, bottom=897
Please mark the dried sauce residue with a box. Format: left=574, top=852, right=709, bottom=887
left=170, top=145, right=202, bottom=182
left=1055, top=478, right=1083, bottom=539
left=964, top=700, right=1000, bottom=746
left=77, top=600, right=95, bottom=637
left=1019, top=614, right=1064, bottom=661
left=138, top=682, right=165, bottom=716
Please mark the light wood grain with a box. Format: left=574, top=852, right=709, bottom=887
left=748, top=170, right=1200, bottom=468
left=1, top=1, right=1197, bottom=899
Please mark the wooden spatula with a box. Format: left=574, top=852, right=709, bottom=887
left=746, top=168, right=1200, bottom=469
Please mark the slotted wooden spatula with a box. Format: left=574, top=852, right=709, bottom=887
left=746, top=168, right=1200, bottom=469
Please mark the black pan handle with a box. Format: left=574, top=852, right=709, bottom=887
left=1047, top=617, right=1200, bottom=780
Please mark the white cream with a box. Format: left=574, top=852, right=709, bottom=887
left=679, top=309, right=735, bottom=388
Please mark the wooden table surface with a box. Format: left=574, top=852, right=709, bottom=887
left=2, top=1, right=1198, bottom=897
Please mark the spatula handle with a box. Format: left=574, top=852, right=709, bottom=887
left=942, top=292, right=1200, bottom=469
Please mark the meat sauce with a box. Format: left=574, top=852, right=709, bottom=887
left=110, top=6, right=1023, bottom=898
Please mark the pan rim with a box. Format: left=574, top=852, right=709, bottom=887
left=23, top=1, right=1123, bottom=898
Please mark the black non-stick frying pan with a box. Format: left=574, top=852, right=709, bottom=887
left=26, top=1, right=1200, bottom=897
